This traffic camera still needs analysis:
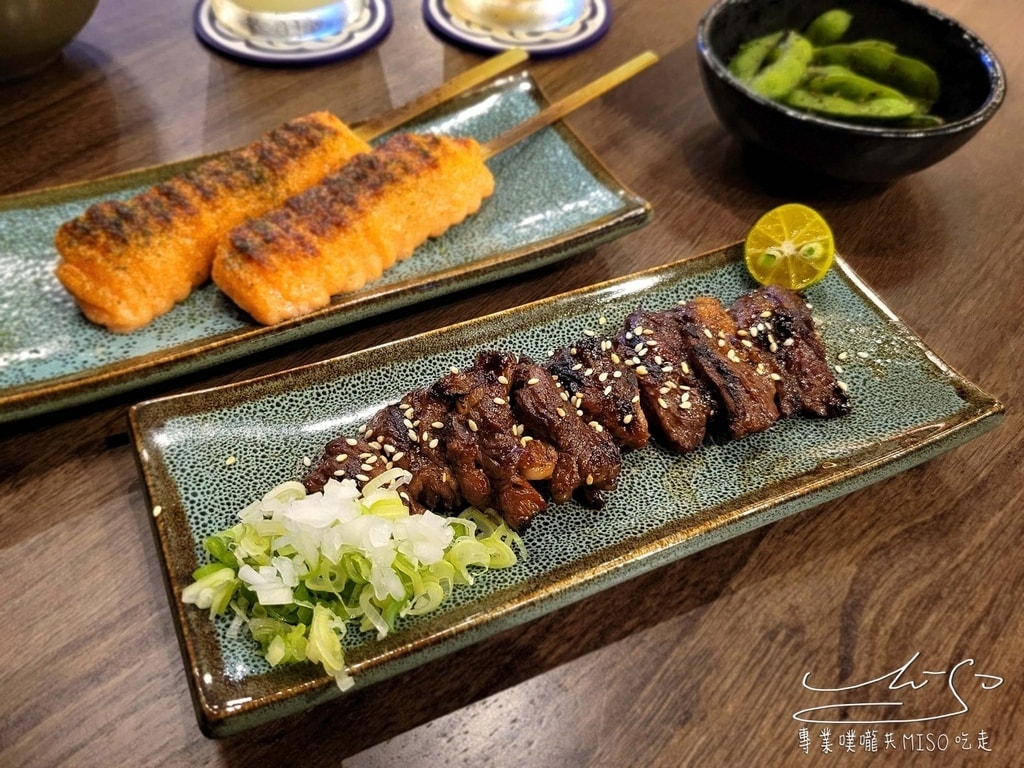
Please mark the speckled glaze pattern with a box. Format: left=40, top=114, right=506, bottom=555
left=130, top=246, right=1003, bottom=736
left=0, top=71, right=650, bottom=423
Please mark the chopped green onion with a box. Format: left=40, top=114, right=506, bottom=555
left=181, top=566, right=237, bottom=618
left=182, top=471, right=525, bottom=690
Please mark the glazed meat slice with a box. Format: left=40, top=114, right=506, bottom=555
left=510, top=360, right=622, bottom=507
left=613, top=308, right=716, bottom=453
left=674, top=296, right=780, bottom=441
left=302, top=434, right=389, bottom=495
left=362, top=389, right=462, bottom=514
left=297, top=289, right=851, bottom=533
left=403, top=387, right=465, bottom=477
left=433, top=350, right=557, bottom=530
left=729, top=286, right=851, bottom=418
left=545, top=334, right=650, bottom=451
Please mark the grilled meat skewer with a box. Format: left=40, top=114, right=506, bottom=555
left=301, top=287, right=849, bottom=531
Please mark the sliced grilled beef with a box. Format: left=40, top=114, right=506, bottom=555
left=728, top=286, right=851, bottom=418
left=673, top=297, right=780, bottom=441
left=545, top=334, right=650, bottom=451
left=614, top=308, right=716, bottom=453
left=510, top=359, right=621, bottom=507
left=301, top=287, right=850, bottom=532
left=363, top=388, right=462, bottom=514
left=302, top=434, right=388, bottom=494
left=433, top=350, right=556, bottom=530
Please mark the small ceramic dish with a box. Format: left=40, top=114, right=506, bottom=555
left=193, top=0, right=392, bottom=66
left=422, top=0, right=611, bottom=56
left=696, top=0, right=1006, bottom=182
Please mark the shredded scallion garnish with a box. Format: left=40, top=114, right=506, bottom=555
left=182, top=468, right=525, bottom=690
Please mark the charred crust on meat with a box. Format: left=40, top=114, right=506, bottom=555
left=728, top=285, right=851, bottom=418
left=301, top=288, right=849, bottom=532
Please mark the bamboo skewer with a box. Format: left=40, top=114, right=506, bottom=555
left=481, top=50, right=660, bottom=160
left=353, top=48, right=529, bottom=141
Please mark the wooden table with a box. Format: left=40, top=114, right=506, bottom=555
left=2, top=1, right=1022, bottom=765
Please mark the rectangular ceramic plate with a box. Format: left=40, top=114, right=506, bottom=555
left=0, top=72, right=650, bottom=423
left=130, top=245, right=1003, bottom=737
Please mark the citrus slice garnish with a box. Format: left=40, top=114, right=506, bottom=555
left=744, top=203, right=835, bottom=290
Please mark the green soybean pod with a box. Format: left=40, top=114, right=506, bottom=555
left=814, top=41, right=940, bottom=106
left=802, top=64, right=915, bottom=104
left=728, top=31, right=785, bottom=82
left=784, top=87, right=918, bottom=121
left=887, top=54, right=941, bottom=107
left=805, top=9, right=853, bottom=46
left=813, top=40, right=897, bottom=79
left=749, top=31, right=814, bottom=99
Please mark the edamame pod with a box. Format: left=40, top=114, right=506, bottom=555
left=804, top=9, right=852, bottom=46
left=813, top=41, right=940, bottom=106
left=783, top=88, right=918, bottom=121
left=802, top=65, right=916, bottom=104
left=749, top=32, right=814, bottom=99
left=728, top=31, right=784, bottom=82
left=725, top=9, right=944, bottom=127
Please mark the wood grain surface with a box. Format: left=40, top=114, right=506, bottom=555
left=1, top=1, right=1022, bottom=765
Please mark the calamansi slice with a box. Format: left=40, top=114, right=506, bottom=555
left=744, top=203, right=835, bottom=290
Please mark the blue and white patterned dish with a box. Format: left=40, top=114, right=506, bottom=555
left=423, top=0, right=611, bottom=56
left=130, top=245, right=1003, bottom=736
left=193, top=0, right=392, bottom=65
left=0, top=72, right=650, bottom=423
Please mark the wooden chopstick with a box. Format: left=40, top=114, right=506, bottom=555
left=481, top=51, right=660, bottom=160
left=353, top=48, right=530, bottom=141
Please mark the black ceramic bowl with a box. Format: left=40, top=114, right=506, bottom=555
left=696, top=0, right=1006, bottom=183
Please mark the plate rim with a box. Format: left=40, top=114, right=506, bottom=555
left=129, top=243, right=1004, bottom=737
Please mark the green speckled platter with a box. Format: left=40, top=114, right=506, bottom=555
left=130, top=245, right=1002, bottom=737
left=0, top=72, right=650, bottom=424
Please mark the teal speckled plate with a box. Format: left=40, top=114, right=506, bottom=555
left=0, top=72, right=650, bottom=424
left=130, top=245, right=1003, bottom=737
